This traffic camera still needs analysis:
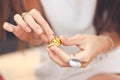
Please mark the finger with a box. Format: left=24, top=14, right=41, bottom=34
left=22, top=13, right=43, bottom=35
left=47, top=48, right=66, bottom=67
left=14, top=14, right=32, bottom=32
left=3, top=22, right=26, bottom=40
left=76, top=45, right=85, bottom=50
left=3, top=22, right=14, bottom=32
left=75, top=51, right=91, bottom=63
left=49, top=46, right=70, bottom=63
left=3, top=22, right=24, bottom=36
left=22, top=13, right=49, bottom=42
left=74, top=51, right=91, bottom=68
left=59, top=35, right=85, bottom=46
left=29, top=9, right=54, bottom=40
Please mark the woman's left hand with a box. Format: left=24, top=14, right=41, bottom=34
left=47, top=34, right=112, bottom=68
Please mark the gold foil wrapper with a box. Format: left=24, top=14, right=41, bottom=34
left=48, top=36, right=61, bottom=48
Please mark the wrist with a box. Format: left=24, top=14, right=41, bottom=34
left=99, top=35, right=114, bottom=52
left=104, top=36, right=114, bottom=50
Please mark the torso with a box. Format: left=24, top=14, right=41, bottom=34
left=38, top=0, right=120, bottom=80
left=41, top=0, right=97, bottom=37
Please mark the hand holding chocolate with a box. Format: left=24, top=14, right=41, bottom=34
left=48, top=36, right=61, bottom=47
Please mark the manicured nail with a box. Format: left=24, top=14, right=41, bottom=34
left=49, top=35, right=54, bottom=40
left=37, top=29, right=42, bottom=34
left=50, top=46, right=54, bottom=50
left=8, top=27, right=13, bottom=32
left=25, top=26, right=31, bottom=32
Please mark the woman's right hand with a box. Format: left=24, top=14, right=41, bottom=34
left=3, top=9, right=54, bottom=45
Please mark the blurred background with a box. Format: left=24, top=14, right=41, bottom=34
left=0, top=0, right=43, bottom=80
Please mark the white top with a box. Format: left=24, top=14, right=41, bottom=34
left=37, top=0, right=120, bottom=80
left=41, top=0, right=96, bottom=37
left=41, top=0, right=97, bottom=53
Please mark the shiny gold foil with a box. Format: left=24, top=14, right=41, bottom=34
left=48, top=36, right=61, bottom=47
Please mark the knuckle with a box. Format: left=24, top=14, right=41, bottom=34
left=83, top=56, right=91, bottom=62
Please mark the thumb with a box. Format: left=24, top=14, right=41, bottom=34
left=59, top=34, right=84, bottom=46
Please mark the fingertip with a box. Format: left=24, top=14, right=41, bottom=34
left=3, top=22, right=7, bottom=29
left=3, top=22, right=9, bottom=27
left=59, top=35, right=65, bottom=42
left=3, top=22, right=14, bottom=32
left=14, top=14, right=20, bottom=21
left=3, top=23, right=6, bottom=30
left=59, top=35, right=69, bottom=46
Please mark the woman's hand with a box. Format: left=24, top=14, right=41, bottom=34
left=3, top=9, right=54, bottom=45
left=47, top=34, right=112, bottom=68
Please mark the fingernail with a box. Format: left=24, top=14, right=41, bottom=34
left=25, top=26, right=31, bottom=32
left=50, top=46, right=55, bottom=50
left=37, top=29, right=42, bottom=34
left=8, top=27, right=13, bottom=32
left=50, top=46, right=54, bottom=50
left=49, top=35, right=54, bottom=40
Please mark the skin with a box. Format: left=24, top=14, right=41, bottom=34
left=3, top=9, right=54, bottom=45
left=47, top=34, right=111, bottom=67
left=3, top=9, right=120, bottom=79
left=88, top=73, right=120, bottom=80
left=3, top=9, right=111, bottom=67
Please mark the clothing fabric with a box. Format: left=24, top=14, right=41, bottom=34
left=41, top=0, right=96, bottom=37
left=35, top=0, right=120, bottom=80
left=36, top=45, right=120, bottom=80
